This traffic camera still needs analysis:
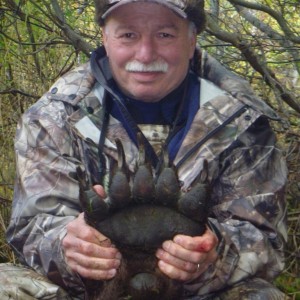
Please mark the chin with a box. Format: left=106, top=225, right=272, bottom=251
left=127, top=92, right=161, bottom=102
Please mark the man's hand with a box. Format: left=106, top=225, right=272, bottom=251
left=63, top=185, right=122, bottom=281
left=155, top=227, right=218, bottom=282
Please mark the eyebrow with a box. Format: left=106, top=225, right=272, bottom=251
left=157, top=24, right=180, bottom=31
left=113, top=23, right=180, bottom=33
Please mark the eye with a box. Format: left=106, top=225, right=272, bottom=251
left=120, top=32, right=136, bottom=39
left=158, top=32, right=173, bottom=38
left=157, top=30, right=178, bottom=40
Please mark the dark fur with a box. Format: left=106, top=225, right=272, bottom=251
left=86, top=248, right=183, bottom=300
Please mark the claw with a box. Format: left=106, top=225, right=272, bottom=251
left=177, top=160, right=210, bottom=223
left=155, top=147, right=180, bottom=207
left=132, top=132, right=155, bottom=204
left=108, top=139, right=132, bottom=209
left=76, top=166, right=109, bottom=225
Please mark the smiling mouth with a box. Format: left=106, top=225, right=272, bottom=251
left=130, top=71, right=164, bottom=81
left=130, top=70, right=164, bottom=74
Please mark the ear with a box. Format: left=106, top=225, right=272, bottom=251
left=101, top=27, right=109, bottom=53
left=189, top=34, right=197, bottom=59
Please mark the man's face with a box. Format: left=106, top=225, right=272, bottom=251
left=102, top=2, right=197, bottom=102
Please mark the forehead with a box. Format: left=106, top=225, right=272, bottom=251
left=104, top=2, right=187, bottom=30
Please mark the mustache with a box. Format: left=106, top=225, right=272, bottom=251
left=125, top=60, right=169, bottom=73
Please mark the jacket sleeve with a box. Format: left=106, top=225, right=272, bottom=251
left=6, top=97, right=86, bottom=296
left=184, top=116, right=288, bottom=296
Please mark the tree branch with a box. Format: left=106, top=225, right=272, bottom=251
left=227, top=0, right=300, bottom=43
left=206, top=13, right=300, bottom=113
left=0, top=89, right=40, bottom=99
left=233, top=4, right=300, bottom=74
left=49, top=0, right=94, bottom=56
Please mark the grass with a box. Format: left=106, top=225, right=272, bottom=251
left=0, top=206, right=15, bottom=264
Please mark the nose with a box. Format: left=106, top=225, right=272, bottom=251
left=135, top=36, right=157, bottom=63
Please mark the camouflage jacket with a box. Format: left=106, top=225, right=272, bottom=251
left=6, top=47, right=288, bottom=298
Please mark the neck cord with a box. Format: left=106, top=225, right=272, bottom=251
left=91, top=53, right=190, bottom=181
left=97, top=91, right=110, bottom=185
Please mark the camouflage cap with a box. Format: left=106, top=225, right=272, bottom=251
left=94, top=0, right=206, bottom=33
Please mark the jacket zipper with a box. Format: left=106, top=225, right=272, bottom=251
left=176, top=104, right=248, bottom=169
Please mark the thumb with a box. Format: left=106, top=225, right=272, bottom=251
left=93, top=184, right=107, bottom=198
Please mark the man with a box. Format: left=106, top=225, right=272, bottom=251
left=1, top=0, right=288, bottom=299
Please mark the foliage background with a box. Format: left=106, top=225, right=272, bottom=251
left=0, top=0, right=299, bottom=298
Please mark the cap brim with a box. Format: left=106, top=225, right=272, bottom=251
left=102, top=0, right=187, bottom=20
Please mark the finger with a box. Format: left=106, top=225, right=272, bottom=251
left=63, top=233, right=120, bottom=259
left=93, top=184, right=107, bottom=198
left=76, top=238, right=120, bottom=259
left=67, top=214, right=112, bottom=246
left=161, top=240, right=202, bottom=264
left=156, top=248, right=197, bottom=273
left=79, top=227, right=112, bottom=247
left=70, top=262, right=117, bottom=280
left=174, top=230, right=218, bottom=253
left=67, top=251, right=121, bottom=271
left=157, top=255, right=213, bottom=282
left=157, top=260, right=192, bottom=281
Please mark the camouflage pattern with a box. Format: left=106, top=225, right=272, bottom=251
left=0, top=263, right=73, bottom=299
left=4, top=48, right=288, bottom=299
left=187, top=278, right=289, bottom=299
left=0, top=264, right=288, bottom=299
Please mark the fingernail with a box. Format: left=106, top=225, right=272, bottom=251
left=174, top=236, right=182, bottom=243
left=163, top=241, right=171, bottom=249
left=156, top=249, right=163, bottom=258
left=116, top=252, right=122, bottom=259
left=108, top=269, right=116, bottom=277
left=115, top=260, right=121, bottom=268
left=158, top=260, right=166, bottom=269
